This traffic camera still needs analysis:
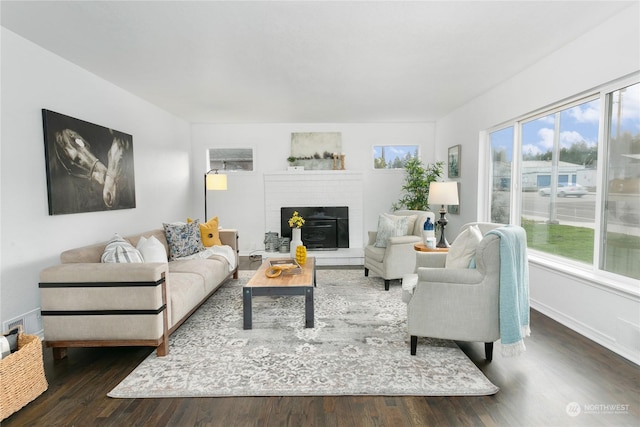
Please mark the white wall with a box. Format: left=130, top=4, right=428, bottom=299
left=190, top=123, right=436, bottom=253
left=0, top=29, right=192, bottom=331
left=435, top=5, right=640, bottom=364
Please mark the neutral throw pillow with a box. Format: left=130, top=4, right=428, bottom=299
left=101, top=234, right=144, bottom=263
left=163, top=221, right=204, bottom=261
left=445, top=224, right=483, bottom=268
left=136, top=235, right=168, bottom=263
left=374, top=213, right=411, bottom=248
left=188, top=216, right=222, bottom=247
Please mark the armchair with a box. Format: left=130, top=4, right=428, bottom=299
left=364, top=210, right=434, bottom=291
left=403, top=222, right=505, bottom=361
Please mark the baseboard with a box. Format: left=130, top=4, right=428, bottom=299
left=531, top=299, right=640, bottom=366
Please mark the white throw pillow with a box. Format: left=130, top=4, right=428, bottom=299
left=445, top=225, right=483, bottom=268
left=374, top=213, right=411, bottom=248
left=101, top=234, right=144, bottom=263
left=136, top=235, right=168, bottom=263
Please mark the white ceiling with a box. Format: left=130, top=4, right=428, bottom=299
left=1, top=1, right=635, bottom=123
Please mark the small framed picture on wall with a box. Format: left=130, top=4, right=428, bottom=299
left=448, top=144, right=460, bottom=178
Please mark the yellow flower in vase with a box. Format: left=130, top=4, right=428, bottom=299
left=288, top=211, right=305, bottom=229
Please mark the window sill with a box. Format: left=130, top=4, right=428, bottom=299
left=528, top=252, right=640, bottom=300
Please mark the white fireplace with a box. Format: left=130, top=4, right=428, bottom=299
left=263, top=170, right=364, bottom=265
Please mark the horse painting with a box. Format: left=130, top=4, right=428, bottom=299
left=43, top=110, right=135, bottom=215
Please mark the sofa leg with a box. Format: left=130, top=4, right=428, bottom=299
left=157, top=337, right=169, bottom=357
left=364, top=268, right=369, bottom=277
left=485, top=342, right=494, bottom=362
left=233, top=269, right=239, bottom=280
left=52, top=347, right=67, bottom=360
left=410, top=336, right=417, bottom=355
left=384, top=279, right=390, bottom=291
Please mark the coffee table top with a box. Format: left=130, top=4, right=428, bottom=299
left=246, top=257, right=315, bottom=288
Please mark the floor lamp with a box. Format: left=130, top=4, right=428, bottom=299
left=204, top=169, right=227, bottom=220
left=428, top=181, right=459, bottom=248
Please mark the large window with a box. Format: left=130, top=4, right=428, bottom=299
left=488, top=80, right=639, bottom=281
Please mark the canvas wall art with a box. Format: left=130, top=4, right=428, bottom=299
left=42, top=109, right=136, bottom=215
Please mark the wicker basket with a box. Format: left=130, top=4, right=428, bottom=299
left=0, top=329, right=48, bottom=421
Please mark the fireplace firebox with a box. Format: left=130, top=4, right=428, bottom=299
left=281, top=207, right=348, bottom=250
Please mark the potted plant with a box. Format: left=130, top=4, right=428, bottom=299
left=392, top=158, right=444, bottom=211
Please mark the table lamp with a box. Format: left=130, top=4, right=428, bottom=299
left=428, top=181, right=459, bottom=248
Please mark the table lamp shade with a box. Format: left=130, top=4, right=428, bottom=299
left=428, top=181, right=459, bottom=206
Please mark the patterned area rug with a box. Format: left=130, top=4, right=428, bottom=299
left=109, top=269, right=498, bottom=397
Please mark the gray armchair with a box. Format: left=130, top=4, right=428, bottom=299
left=364, top=210, right=435, bottom=291
left=403, top=222, right=504, bottom=361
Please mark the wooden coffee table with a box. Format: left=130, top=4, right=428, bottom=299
left=243, top=257, right=316, bottom=330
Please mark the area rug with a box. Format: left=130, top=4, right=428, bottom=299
left=108, top=269, right=498, bottom=398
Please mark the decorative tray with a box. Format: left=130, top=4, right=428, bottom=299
left=269, top=258, right=302, bottom=275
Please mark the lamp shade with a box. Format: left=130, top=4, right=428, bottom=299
left=428, top=181, right=459, bottom=206
left=206, top=173, right=227, bottom=191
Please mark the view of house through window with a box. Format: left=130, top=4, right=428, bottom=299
left=602, top=83, right=640, bottom=279
left=208, top=148, right=254, bottom=172
left=487, top=79, right=640, bottom=281
left=520, top=98, right=600, bottom=265
left=373, top=145, right=419, bottom=169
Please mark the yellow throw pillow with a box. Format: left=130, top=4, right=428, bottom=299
left=188, top=216, right=222, bottom=247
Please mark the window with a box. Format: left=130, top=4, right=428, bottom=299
left=486, top=79, right=639, bottom=281
left=520, top=98, right=600, bottom=264
left=208, top=148, right=254, bottom=172
left=373, top=145, right=419, bottom=169
left=602, top=83, right=640, bottom=279
left=490, top=127, right=514, bottom=224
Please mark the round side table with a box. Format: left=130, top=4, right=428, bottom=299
left=414, top=243, right=449, bottom=253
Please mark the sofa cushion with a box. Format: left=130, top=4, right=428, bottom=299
left=163, top=221, right=204, bottom=261
left=374, top=213, right=413, bottom=248
left=101, top=234, right=144, bottom=263
left=167, top=272, right=207, bottom=327
left=445, top=224, right=483, bottom=268
left=136, top=235, right=168, bottom=263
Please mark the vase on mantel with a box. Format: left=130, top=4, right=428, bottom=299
left=290, top=227, right=303, bottom=259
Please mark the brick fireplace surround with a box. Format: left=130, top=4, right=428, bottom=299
left=263, top=171, right=364, bottom=266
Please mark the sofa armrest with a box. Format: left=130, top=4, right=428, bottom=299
left=40, top=262, right=168, bottom=284
left=219, top=229, right=238, bottom=252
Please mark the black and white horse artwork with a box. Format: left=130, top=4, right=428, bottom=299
left=43, top=110, right=136, bottom=215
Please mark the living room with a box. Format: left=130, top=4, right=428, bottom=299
left=0, top=1, right=639, bottom=424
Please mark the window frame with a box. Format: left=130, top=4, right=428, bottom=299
left=483, top=73, right=640, bottom=293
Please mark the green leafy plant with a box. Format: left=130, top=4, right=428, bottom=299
left=392, top=158, right=444, bottom=211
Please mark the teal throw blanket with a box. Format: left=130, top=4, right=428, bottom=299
left=487, top=225, right=530, bottom=357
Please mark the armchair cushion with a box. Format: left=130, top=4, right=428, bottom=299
left=445, top=224, right=482, bottom=268
left=374, top=213, right=415, bottom=248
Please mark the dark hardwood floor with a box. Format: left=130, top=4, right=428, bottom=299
left=4, top=262, right=639, bottom=426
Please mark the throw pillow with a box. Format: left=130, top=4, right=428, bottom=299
left=445, top=224, right=483, bottom=268
left=163, top=221, right=204, bottom=260
left=188, top=216, right=222, bottom=247
left=0, top=328, right=19, bottom=359
left=374, top=213, right=411, bottom=248
left=136, top=235, right=168, bottom=263
left=101, top=234, right=144, bottom=263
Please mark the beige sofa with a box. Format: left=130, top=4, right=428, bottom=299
left=39, top=229, right=238, bottom=359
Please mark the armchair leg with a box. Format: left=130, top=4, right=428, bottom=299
left=364, top=268, right=369, bottom=277
left=410, top=336, right=417, bottom=355
left=485, top=342, right=494, bottom=362
left=384, top=280, right=390, bottom=291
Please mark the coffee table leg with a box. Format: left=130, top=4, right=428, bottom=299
left=243, top=287, right=252, bottom=329
left=305, top=287, right=314, bottom=328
